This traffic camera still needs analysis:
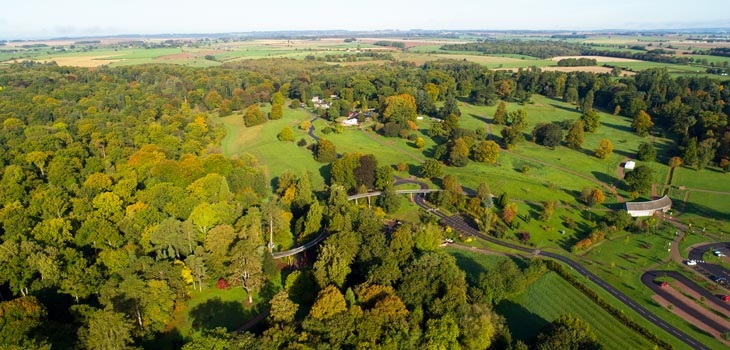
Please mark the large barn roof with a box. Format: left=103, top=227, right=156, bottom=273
left=625, top=195, right=672, bottom=212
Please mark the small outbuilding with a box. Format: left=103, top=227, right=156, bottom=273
left=625, top=195, right=672, bottom=217
left=624, top=161, right=636, bottom=170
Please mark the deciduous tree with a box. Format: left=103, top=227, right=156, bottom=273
left=277, top=127, right=295, bottom=142
left=243, top=104, right=266, bottom=127
left=632, top=110, right=654, bottom=136
left=565, top=120, right=585, bottom=149
left=315, top=138, right=338, bottom=163
left=472, top=140, right=500, bottom=163
left=624, top=165, right=653, bottom=194
left=580, top=110, right=600, bottom=133
left=594, top=139, right=613, bottom=159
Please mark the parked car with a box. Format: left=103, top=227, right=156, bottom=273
left=720, top=295, right=730, bottom=302
left=685, top=260, right=697, bottom=266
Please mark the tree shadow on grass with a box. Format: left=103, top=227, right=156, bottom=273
left=601, top=121, right=633, bottom=133
left=495, top=300, right=550, bottom=343
left=591, top=171, right=617, bottom=187
left=450, top=250, right=490, bottom=286
left=548, top=103, right=580, bottom=114
left=318, top=164, right=331, bottom=185
left=683, top=201, right=730, bottom=222
left=189, top=297, right=257, bottom=332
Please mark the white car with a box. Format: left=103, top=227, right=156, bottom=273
left=685, top=260, right=697, bottom=266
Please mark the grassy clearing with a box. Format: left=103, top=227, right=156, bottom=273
left=157, top=287, right=261, bottom=348
left=446, top=248, right=521, bottom=284
left=497, top=271, right=655, bottom=350
left=213, top=106, right=328, bottom=190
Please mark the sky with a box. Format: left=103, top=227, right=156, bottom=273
left=1, top=0, right=728, bottom=40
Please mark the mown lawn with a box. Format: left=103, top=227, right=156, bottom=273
left=497, top=271, right=655, bottom=350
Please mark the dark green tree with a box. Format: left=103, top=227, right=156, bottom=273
left=532, top=123, right=563, bottom=148
left=624, top=165, right=653, bottom=194
left=636, top=142, right=656, bottom=162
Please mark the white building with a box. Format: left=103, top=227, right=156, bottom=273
left=625, top=195, right=672, bottom=217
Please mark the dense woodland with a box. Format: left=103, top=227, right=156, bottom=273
left=0, top=54, right=728, bottom=349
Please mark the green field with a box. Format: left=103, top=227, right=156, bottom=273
left=497, top=272, right=654, bottom=349
left=214, top=107, right=329, bottom=190
left=669, top=166, right=730, bottom=233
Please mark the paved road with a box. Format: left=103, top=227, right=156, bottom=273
left=688, top=242, right=730, bottom=289
left=410, top=191, right=709, bottom=350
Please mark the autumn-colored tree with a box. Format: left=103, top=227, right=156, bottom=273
left=269, top=103, right=284, bottom=120
left=472, top=140, right=500, bottom=164
left=309, top=285, right=347, bottom=320
left=25, top=151, right=50, bottom=176
left=268, top=290, right=298, bottom=324
left=243, top=104, right=266, bottom=127
left=383, top=93, right=417, bottom=125
left=415, top=137, right=426, bottom=149
left=423, top=82, right=440, bottom=103
left=219, top=99, right=232, bottom=116
left=299, top=120, right=311, bottom=130
left=507, top=109, right=528, bottom=131
left=632, top=110, right=654, bottom=136
left=271, top=91, right=285, bottom=106
left=502, top=202, right=518, bottom=225
left=0, top=296, right=47, bottom=348
left=668, top=156, right=682, bottom=168
left=594, top=139, right=613, bottom=159
left=590, top=188, right=605, bottom=206
left=278, top=127, right=295, bottom=142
